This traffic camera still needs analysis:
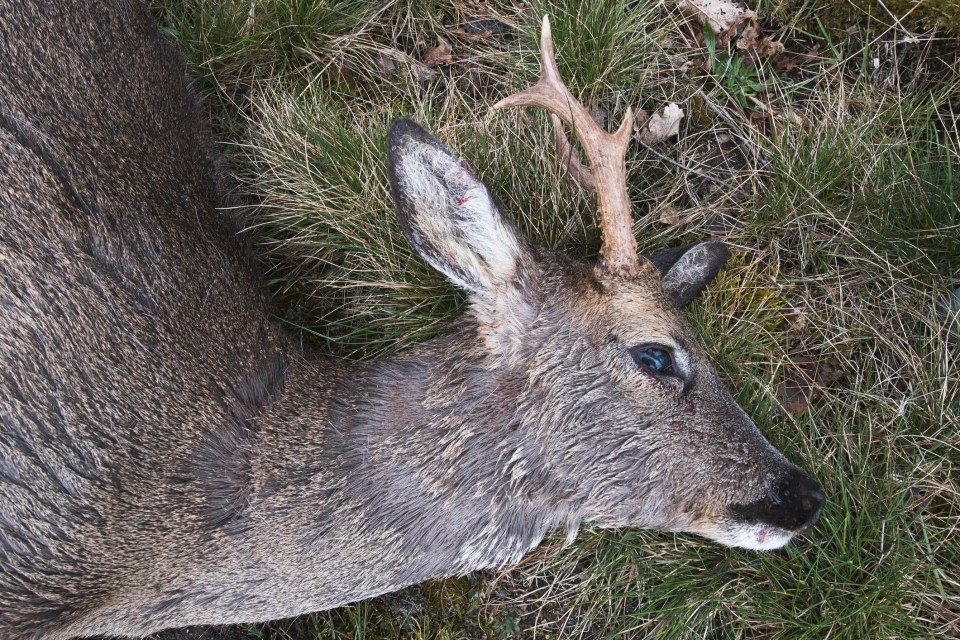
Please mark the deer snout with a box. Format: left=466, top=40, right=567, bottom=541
left=730, top=467, right=825, bottom=533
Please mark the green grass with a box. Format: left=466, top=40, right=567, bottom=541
left=150, top=0, right=958, bottom=637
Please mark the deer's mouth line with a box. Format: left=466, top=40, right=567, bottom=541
left=706, top=519, right=815, bottom=551
left=586, top=513, right=801, bottom=551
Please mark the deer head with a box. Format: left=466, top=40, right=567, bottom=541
left=386, top=18, right=823, bottom=550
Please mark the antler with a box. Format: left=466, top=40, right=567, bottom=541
left=495, top=16, right=639, bottom=276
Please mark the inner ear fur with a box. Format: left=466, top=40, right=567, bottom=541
left=387, top=118, right=533, bottom=302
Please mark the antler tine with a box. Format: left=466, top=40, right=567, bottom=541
left=494, top=16, right=640, bottom=276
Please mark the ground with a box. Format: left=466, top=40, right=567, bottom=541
left=144, top=1, right=958, bottom=638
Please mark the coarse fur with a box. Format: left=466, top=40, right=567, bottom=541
left=0, top=1, right=823, bottom=638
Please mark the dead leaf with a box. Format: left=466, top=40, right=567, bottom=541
left=757, top=36, right=785, bottom=58
left=748, top=109, right=767, bottom=131
left=779, top=358, right=844, bottom=417
left=735, top=19, right=761, bottom=51
left=678, top=0, right=755, bottom=46
left=422, top=36, right=453, bottom=68
left=631, top=108, right=650, bottom=134
left=658, top=205, right=681, bottom=226
left=371, top=48, right=398, bottom=77
left=773, top=54, right=801, bottom=74
left=639, top=103, right=684, bottom=145
left=410, top=61, right=437, bottom=82
left=736, top=20, right=784, bottom=59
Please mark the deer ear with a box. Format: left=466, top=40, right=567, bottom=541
left=387, top=119, right=531, bottom=302
left=649, top=241, right=729, bottom=307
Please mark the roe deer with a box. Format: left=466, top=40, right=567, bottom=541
left=0, top=2, right=824, bottom=638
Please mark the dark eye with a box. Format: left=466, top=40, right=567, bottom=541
left=630, top=346, right=674, bottom=375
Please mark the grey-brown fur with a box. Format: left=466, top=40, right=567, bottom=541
left=0, top=2, right=823, bottom=638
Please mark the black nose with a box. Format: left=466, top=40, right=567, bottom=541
left=730, top=468, right=825, bottom=532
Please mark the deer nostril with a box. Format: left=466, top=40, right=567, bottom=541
left=772, top=469, right=825, bottom=530
left=799, top=487, right=826, bottom=530
left=730, top=468, right=826, bottom=533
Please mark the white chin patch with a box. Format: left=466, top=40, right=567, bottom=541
left=706, top=523, right=796, bottom=551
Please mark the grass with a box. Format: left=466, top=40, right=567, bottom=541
left=149, top=0, right=958, bottom=637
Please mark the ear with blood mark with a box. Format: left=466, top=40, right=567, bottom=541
left=386, top=119, right=726, bottom=314
left=647, top=241, right=729, bottom=308
left=387, top=119, right=533, bottom=305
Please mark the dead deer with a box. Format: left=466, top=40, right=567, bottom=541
left=0, top=3, right=824, bottom=638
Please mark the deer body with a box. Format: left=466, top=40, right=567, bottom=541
left=0, top=2, right=824, bottom=639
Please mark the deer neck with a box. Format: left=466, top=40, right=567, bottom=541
left=226, top=325, right=579, bottom=603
